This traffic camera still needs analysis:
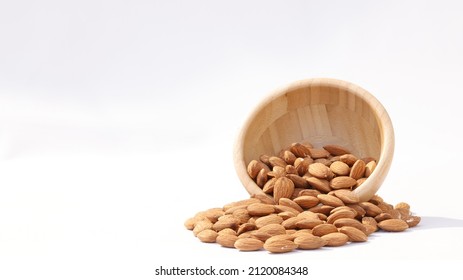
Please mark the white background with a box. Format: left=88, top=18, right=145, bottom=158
left=1, top=0, right=462, bottom=279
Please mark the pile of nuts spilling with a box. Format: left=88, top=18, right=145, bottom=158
left=185, top=142, right=420, bottom=253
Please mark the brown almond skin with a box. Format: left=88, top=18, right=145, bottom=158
left=326, top=209, right=356, bottom=224
left=273, top=177, right=295, bottom=203
left=359, top=202, right=383, bottom=217
left=295, top=218, right=324, bottom=229
left=254, top=214, right=283, bottom=229
left=321, top=232, right=349, bottom=246
left=349, top=159, right=366, bottom=180
left=290, top=143, right=311, bottom=157
left=365, top=161, right=376, bottom=177
left=340, top=154, right=358, bottom=166
left=247, top=203, right=275, bottom=216
left=317, top=194, right=345, bottom=207
left=197, top=229, right=218, bottom=243
left=308, top=163, right=332, bottom=179
left=286, top=174, right=309, bottom=188
left=339, top=226, right=368, bottom=242
left=283, top=150, right=297, bottom=165
left=333, top=218, right=367, bottom=233
left=234, top=238, right=264, bottom=251
left=330, top=161, right=350, bottom=176
left=404, top=215, right=421, bottom=227
left=216, top=234, right=239, bottom=248
left=333, top=190, right=360, bottom=204
left=312, top=224, right=338, bottom=237
left=294, top=235, right=327, bottom=249
left=264, top=239, right=298, bottom=253
left=279, top=198, right=304, bottom=212
left=256, top=169, right=268, bottom=187
left=308, top=148, right=330, bottom=159
left=306, top=177, right=331, bottom=193
left=247, top=160, right=268, bottom=179
left=378, top=219, right=409, bottom=232
left=293, top=196, right=320, bottom=209
left=330, top=176, right=357, bottom=190
left=323, top=144, right=350, bottom=156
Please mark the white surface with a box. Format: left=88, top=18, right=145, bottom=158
left=1, top=0, right=463, bottom=279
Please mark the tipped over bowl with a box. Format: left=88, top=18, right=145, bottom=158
left=233, top=78, right=394, bottom=202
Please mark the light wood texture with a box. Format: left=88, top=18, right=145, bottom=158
left=234, top=78, right=394, bottom=202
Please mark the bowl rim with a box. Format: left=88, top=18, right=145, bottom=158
left=233, top=77, right=395, bottom=202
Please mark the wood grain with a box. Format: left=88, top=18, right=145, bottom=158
left=234, top=78, right=394, bottom=202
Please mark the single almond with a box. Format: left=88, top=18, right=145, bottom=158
left=237, top=223, right=255, bottom=235
left=268, top=166, right=286, bottom=178
left=251, top=193, right=276, bottom=205
left=283, top=150, right=297, bottom=165
left=262, top=178, right=276, bottom=194
left=253, top=224, right=287, bottom=241
left=259, top=154, right=271, bottom=166
left=375, top=212, right=393, bottom=223
left=323, top=144, right=351, bottom=156
left=314, top=158, right=332, bottom=166
left=349, top=159, right=366, bottom=180
left=268, top=156, right=287, bottom=168
left=330, top=161, right=350, bottom=176
left=274, top=205, right=301, bottom=216
left=291, top=229, right=313, bottom=238
left=295, top=218, right=324, bottom=229
left=312, top=224, right=338, bottom=237
left=281, top=217, right=304, bottom=229
left=356, top=177, right=367, bottom=186
left=197, top=229, right=218, bottom=243
left=295, top=157, right=313, bottom=176
left=378, top=219, right=409, bottom=232
left=247, top=203, right=275, bottom=216
left=395, top=202, right=411, bottom=211
left=254, top=214, right=283, bottom=229
left=203, top=208, right=225, bottom=223
left=298, top=189, right=321, bottom=197
left=297, top=211, right=320, bottom=220
left=347, top=204, right=366, bottom=219
left=330, top=176, right=357, bottom=190
left=232, top=208, right=251, bottom=224
left=309, top=205, right=335, bottom=215
left=264, top=239, right=298, bottom=253
left=339, top=226, right=368, bottom=242
left=218, top=228, right=237, bottom=236
left=306, top=177, right=331, bottom=193
left=293, top=196, right=320, bottom=209
left=192, top=219, right=213, bottom=236
left=317, top=194, right=345, bottom=207
left=216, top=234, right=238, bottom=248
left=365, top=161, right=376, bottom=177
left=308, top=163, right=332, bottom=179
left=290, top=143, right=311, bottom=157
left=285, top=165, right=297, bottom=175
left=286, top=174, right=309, bottom=188
left=256, top=169, right=268, bottom=187
left=278, top=211, right=296, bottom=220
left=308, top=148, right=330, bottom=159
left=184, top=217, right=197, bottom=230
left=273, top=177, right=295, bottom=202
left=340, top=154, right=358, bottom=166
left=265, top=234, right=294, bottom=243
left=359, top=202, right=383, bottom=217
left=330, top=206, right=357, bottom=216
left=321, top=232, right=349, bottom=246
left=278, top=197, right=304, bottom=212
left=333, top=218, right=367, bottom=233
left=234, top=238, right=263, bottom=251
left=333, top=189, right=360, bottom=204
left=294, top=234, right=327, bottom=249
left=213, top=216, right=239, bottom=231
left=404, top=215, right=421, bottom=227
left=362, top=217, right=378, bottom=235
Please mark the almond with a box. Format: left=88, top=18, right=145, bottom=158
left=256, top=169, right=268, bottom=187
left=375, top=212, right=392, bottom=223
left=359, top=202, right=383, bottom=217
left=297, top=189, right=321, bottom=197
left=218, top=228, right=237, bottom=236
left=264, top=239, right=298, bottom=253
left=265, top=234, right=294, bottom=243
left=213, top=216, right=240, bottom=231
left=223, top=198, right=260, bottom=211
left=349, top=159, right=366, bottom=180
left=340, top=154, right=358, bottom=166
left=295, top=157, right=313, bottom=176
left=317, top=194, right=345, bottom=207
left=203, top=208, right=225, bottom=223
left=295, top=218, right=324, bottom=229
left=254, top=214, right=283, bottom=229
left=309, top=205, right=335, bottom=215
left=312, top=224, right=338, bottom=237
left=323, top=144, right=350, bottom=156
left=308, top=148, right=330, bottom=159
left=237, top=223, right=256, bottom=235
left=251, top=193, right=276, bottom=205
left=197, top=229, right=218, bottom=243
left=268, top=166, right=286, bottom=178
left=314, top=158, right=332, bottom=166
left=273, top=177, right=295, bottom=202
left=404, top=215, right=421, bottom=227
left=278, top=211, right=296, bottom=220
left=326, top=209, right=356, bottom=224
left=285, top=165, right=297, bottom=175
left=333, top=189, right=360, bottom=204
left=262, top=178, right=276, bottom=194
left=283, top=150, right=297, bottom=165
left=294, top=235, right=327, bottom=249
left=330, top=161, right=350, bottom=176
left=278, top=197, right=304, bottom=212
left=347, top=204, right=366, bottom=219
left=362, top=216, right=378, bottom=235
left=306, top=177, right=331, bottom=193
left=247, top=203, right=275, bottom=216
left=282, top=217, right=304, bottom=229
left=247, top=160, right=268, bottom=179
left=290, top=143, right=311, bottom=157
left=274, top=205, right=301, bottom=216
left=259, top=154, right=271, bottom=166
left=365, top=161, right=376, bottom=177
left=339, top=226, right=368, bottom=242
left=321, top=232, right=349, bottom=246
left=330, top=176, right=357, bottom=190
left=378, top=219, right=409, bottom=232
left=333, top=218, right=367, bottom=233
left=253, top=224, right=287, bottom=241
left=286, top=174, right=309, bottom=188
left=193, top=219, right=213, bottom=236
left=234, top=238, right=263, bottom=251
left=232, top=208, right=251, bottom=224
left=308, top=163, right=332, bottom=179
left=216, top=234, right=238, bottom=248
left=293, top=196, right=320, bottom=209
left=268, top=156, right=287, bottom=168
left=395, top=202, right=411, bottom=211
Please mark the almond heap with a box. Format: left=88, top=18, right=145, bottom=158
left=185, top=143, right=420, bottom=253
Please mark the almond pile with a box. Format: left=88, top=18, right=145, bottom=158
left=185, top=143, right=420, bottom=253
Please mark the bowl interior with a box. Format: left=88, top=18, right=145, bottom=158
left=235, top=78, right=394, bottom=201
left=242, top=80, right=382, bottom=164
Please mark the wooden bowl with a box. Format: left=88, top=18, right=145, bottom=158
left=233, top=78, right=394, bottom=202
